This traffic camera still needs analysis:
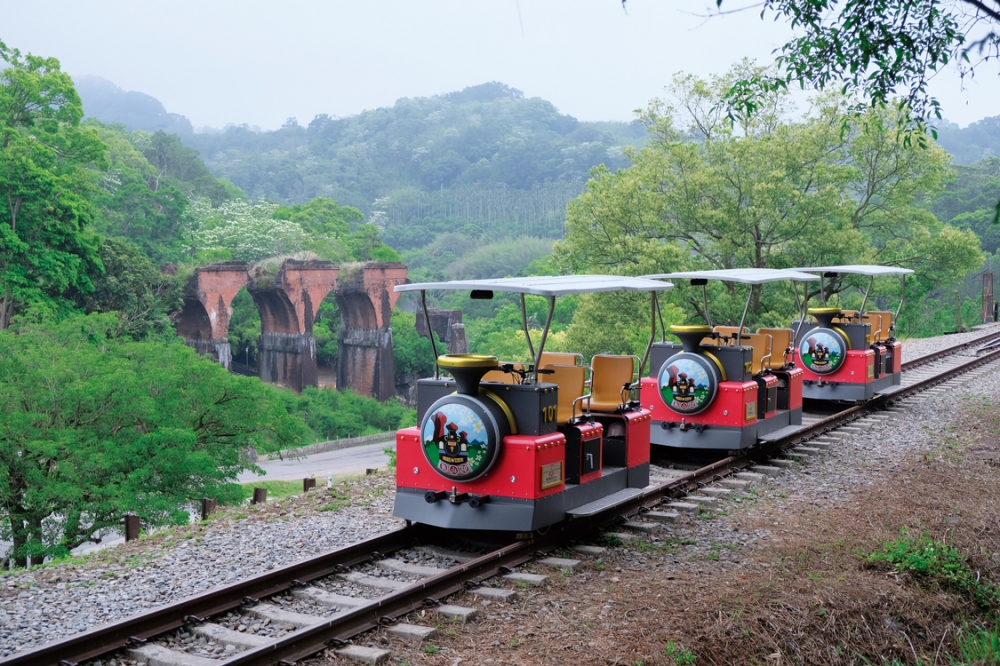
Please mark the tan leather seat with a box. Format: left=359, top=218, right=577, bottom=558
left=861, top=314, right=882, bottom=342
left=547, top=364, right=589, bottom=423
left=870, top=311, right=894, bottom=341
left=757, top=328, right=792, bottom=370
left=737, top=332, right=772, bottom=376
left=482, top=363, right=524, bottom=385
left=589, top=355, right=637, bottom=412
left=539, top=352, right=583, bottom=368
left=713, top=326, right=749, bottom=337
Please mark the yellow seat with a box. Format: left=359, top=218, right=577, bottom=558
left=482, top=362, right=524, bottom=385
left=538, top=352, right=583, bottom=368
left=861, top=314, right=882, bottom=342
left=546, top=364, right=589, bottom=423
left=757, top=328, right=792, bottom=370
left=870, top=311, right=894, bottom=341
left=737, top=332, right=772, bottom=376
left=711, top=326, right=750, bottom=346
left=589, top=355, right=638, bottom=412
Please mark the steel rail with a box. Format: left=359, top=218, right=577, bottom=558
left=0, top=525, right=430, bottom=666
left=7, top=337, right=1000, bottom=666
left=901, top=327, right=1000, bottom=370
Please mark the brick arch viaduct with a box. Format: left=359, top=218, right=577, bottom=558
left=174, top=260, right=407, bottom=399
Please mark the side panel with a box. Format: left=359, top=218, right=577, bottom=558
left=641, top=377, right=759, bottom=428
left=795, top=349, right=875, bottom=386
left=396, top=428, right=567, bottom=501
left=888, top=340, right=902, bottom=374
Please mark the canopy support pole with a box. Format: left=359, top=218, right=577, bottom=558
left=859, top=276, right=874, bottom=317
left=793, top=281, right=808, bottom=346
left=639, top=292, right=658, bottom=379
left=736, top=286, right=753, bottom=346
left=421, top=290, right=439, bottom=379
left=656, top=297, right=666, bottom=342
left=892, top=275, right=907, bottom=334
left=702, top=283, right=713, bottom=328
left=520, top=294, right=536, bottom=362
left=532, top=296, right=556, bottom=384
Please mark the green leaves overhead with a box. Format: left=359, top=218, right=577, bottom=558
left=0, top=41, right=108, bottom=329
left=559, top=65, right=984, bottom=329
left=0, top=312, right=301, bottom=565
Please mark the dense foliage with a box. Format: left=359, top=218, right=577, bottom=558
left=280, top=387, right=415, bottom=443
left=0, top=312, right=301, bottom=566
left=558, top=65, right=984, bottom=341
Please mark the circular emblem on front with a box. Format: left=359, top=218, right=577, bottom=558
left=657, top=353, right=718, bottom=415
left=800, top=328, right=847, bottom=374
left=420, top=396, right=500, bottom=482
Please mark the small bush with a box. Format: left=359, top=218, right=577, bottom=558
left=866, top=529, right=1000, bottom=609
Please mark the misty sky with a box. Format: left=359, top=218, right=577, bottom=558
left=5, top=1, right=998, bottom=130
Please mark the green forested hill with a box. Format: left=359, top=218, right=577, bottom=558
left=78, top=80, right=646, bottom=254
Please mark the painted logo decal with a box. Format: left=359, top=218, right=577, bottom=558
left=658, top=357, right=712, bottom=413
left=421, top=402, right=489, bottom=480
left=800, top=329, right=845, bottom=375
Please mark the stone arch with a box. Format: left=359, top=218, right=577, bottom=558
left=248, top=260, right=339, bottom=393
left=177, top=259, right=406, bottom=398
left=176, top=262, right=249, bottom=368
left=334, top=262, right=408, bottom=400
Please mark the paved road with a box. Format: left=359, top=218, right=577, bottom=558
left=237, top=439, right=396, bottom=483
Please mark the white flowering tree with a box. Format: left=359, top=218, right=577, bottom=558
left=189, top=198, right=308, bottom=262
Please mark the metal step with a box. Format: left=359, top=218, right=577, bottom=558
left=567, top=487, right=644, bottom=518
left=758, top=423, right=806, bottom=443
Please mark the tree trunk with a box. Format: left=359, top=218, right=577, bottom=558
left=28, top=517, right=44, bottom=566
left=0, top=285, right=12, bottom=330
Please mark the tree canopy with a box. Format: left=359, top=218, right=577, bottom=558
left=558, top=65, right=984, bottom=332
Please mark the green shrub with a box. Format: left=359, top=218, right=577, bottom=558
left=867, top=529, right=1000, bottom=609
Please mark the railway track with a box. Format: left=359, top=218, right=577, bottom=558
left=6, top=328, right=1000, bottom=666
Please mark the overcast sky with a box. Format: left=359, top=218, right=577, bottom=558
left=5, top=1, right=997, bottom=130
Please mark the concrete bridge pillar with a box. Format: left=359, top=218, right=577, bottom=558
left=175, top=262, right=249, bottom=369
left=335, top=262, right=408, bottom=400
left=248, top=260, right=339, bottom=392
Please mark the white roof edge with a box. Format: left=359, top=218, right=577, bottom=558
left=642, top=268, right=821, bottom=284
left=394, top=274, right=674, bottom=297
left=795, top=265, right=915, bottom=276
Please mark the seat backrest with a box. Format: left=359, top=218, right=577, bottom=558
left=482, top=362, right=524, bottom=385
left=757, top=328, right=792, bottom=370
left=835, top=310, right=859, bottom=323
left=539, top=352, right=582, bottom=368
left=546, top=364, right=587, bottom=423
left=589, top=354, right=637, bottom=412
left=738, top=332, right=772, bottom=376
left=861, top=314, right=883, bottom=342
left=713, top=326, right=749, bottom=338
left=870, top=311, right=894, bottom=341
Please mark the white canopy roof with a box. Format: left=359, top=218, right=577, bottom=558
left=643, top=268, right=820, bottom=284
left=395, top=274, right=674, bottom=297
left=795, top=265, right=914, bottom=276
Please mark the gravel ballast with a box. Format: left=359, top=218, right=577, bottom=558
left=1, top=329, right=997, bottom=661
left=0, top=476, right=400, bottom=658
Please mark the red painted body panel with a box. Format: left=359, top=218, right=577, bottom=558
left=624, top=411, right=651, bottom=468
left=786, top=365, right=804, bottom=410
left=795, top=348, right=875, bottom=385
left=641, top=376, right=758, bottom=427
left=888, top=340, right=902, bottom=373
left=396, top=427, right=567, bottom=500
